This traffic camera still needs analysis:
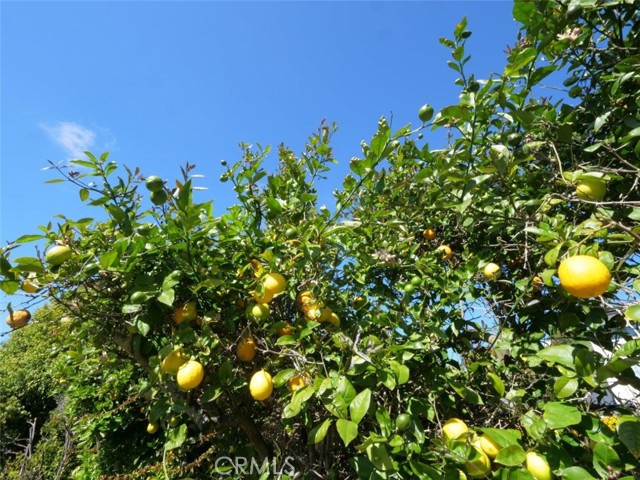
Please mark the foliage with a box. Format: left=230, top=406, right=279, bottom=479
left=1, top=1, right=640, bottom=478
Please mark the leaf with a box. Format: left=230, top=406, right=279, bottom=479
left=14, top=234, right=45, bottom=244
left=349, top=389, right=372, bottom=425
left=544, top=243, right=563, bottom=267
left=366, top=443, right=395, bottom=471
left=336, top=419, right=358, bottom=447
left=513, top=1, right=535, bottom=22
left=477, top=428, right=521, bottom=448
left=164, top=424, right=187, bottom=450
left=612, top=339, right=640, bottom=360
left=594, top=111, right=611, bottom=133
left=542, top=402, right=582, bottom=429
left=272, top=369, right=296, bottom=388
left=79, top=188, right=89, bottom=202
left=593, top=442, right=621, bottom=477
left=450, top=382, right=484, bottom=405
left=560, top=467, right=597, bottom=480
left=617, top=416, right=640, bottom=457
left=625, top=305, right=640, bottom=322
left=487, top=372, right=505, bottom=397
left=536, top=345, right=576, bottom=368
left=554, top=376, right=578, bottom=398
left=495, top=444, right=526, bottom=466
left=308, top=418, right=332, bottom=445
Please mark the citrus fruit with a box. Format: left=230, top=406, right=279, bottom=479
left=168, top=416, right=180, bottom=428
left=45, top=245, right=72, bottom=266
left=437, top=245, right=453, bottom=261
left=288, top=373, right=309, bottom=392
left=177, top=360, right=204, bottom=391
left=262, top=272, right=287, bottom=295
left=484, top=263, right=501, bottom=281
left=326, top=312, right=341, bottom=327
left=145, top=175, right=164, bottom=192
left=147, top=422, right=159, bottom=434
left=174, top=301, right=197, bottom=324
left=442, top=418, right=469, bottom=441
left=395, top=413, right=411, bottom=432
left=576, top=177, right=606, bottom=201
left=532, top=276, right=544, bottom=292
left=403, top=284, right=416, bottom=294
left=525, top=451, right=551, bottom=480
left=278, top=323, right=293, bottom=336
left=410, top=276, right=422, bottom=286
left=558, top=255, right=611, bottom=298
left=352, top=296, right=366, bottom=309
left=151, top=190, right=168, bottom=205
left=506, top=132, right=522, bottom=146
left=284, top=228, right=297, bottom=239
left=161, top=349, right=187, bottom=375
left=296, top=291, right=315, bottom=306
left=250, top=370, right=273, bottom=401
left=422, top=228, right=436, bottom=240
left=418, top=103, right=434, bottom=122
left=252, top=288, right=274, bottom=304
left=237, top=336, right=257, bottom=362
left=475, top=435, right=500, bottom=458
left=21, top=280, right=38, bottom=294
left=130, top=291, right=147, bottom=304
left=246, top=303, right=270, bottom=320
left=318, top=306, right=333, bottom=322
left=466, top=448, right=491, bottom=478
left=5, top=310, right=31, bottom=329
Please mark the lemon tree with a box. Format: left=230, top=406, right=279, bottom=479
left=1, top=2, right=639, bottom=479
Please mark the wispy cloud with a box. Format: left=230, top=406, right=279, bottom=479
left=40, top=121, right=96, bottom=159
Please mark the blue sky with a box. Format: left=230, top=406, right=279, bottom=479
left=1, top=1, right=520, bottom=335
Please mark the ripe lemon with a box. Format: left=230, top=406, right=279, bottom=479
left=296, top=291, right=315, bottom=306
left=558, top=255, right=610, bottom=298
left=45, top=245, right=72, bottom=266
left=484, top=263, right=501, bottom=281
left=174, top=301, right=197, bottom=324
left=288, top=373, right=309, bottom=391
left=22, top=280, right=38, bottom=294
left=352, top=296, right=366, bottom=309
left=252, top=288, right=274, bottom=304
left=466, top=448, right=491, bottom=478
left=246, top=303, right=270, bottom=320
left=475, top=435, right=500, bottom=458
left=422, top=228, right=436, bottom=240
left=5, top=310, right=31, bottom=329
left=161, top=349, right=187, bottom=375
left=437, top=245, right=453, bottom=261
left=147, top=422, right=159, bottom=434
left=278, top=323, right=293, bottom=336
left=250, top=370, right=273, bottom=401
left=443, top=418, right=469, bottom=441
left=326, top=312, right=341, bottom=327
left=532, top=276, right=544, bottom=292
left=262, top=272, right=287, bottom=295
left=177, top=360, right=204, bottom=391
left=576, top=177, right=606, bottom=201
left=525, top=451, right=551, bottom=480
left=237, top=336, right=257, bottom=362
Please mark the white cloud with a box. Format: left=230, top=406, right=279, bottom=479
left=40, top=121, right=96, bottom=159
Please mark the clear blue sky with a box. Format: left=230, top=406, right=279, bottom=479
left=1, top=1, right=519, bottom=335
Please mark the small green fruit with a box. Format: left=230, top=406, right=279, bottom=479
left=418, top=104, right=434, bottom=123
left=576, top=177, right=606, bottom=201
left=45, top=245, right=72, bottom=266
left=151, top=190, right=168, bottom=205
left=395, top=413, right=411, bottom=432
left=145, top=175, right=164, bottom=192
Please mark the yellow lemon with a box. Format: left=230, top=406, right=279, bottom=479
left=288, top=373, right=310, bottom=392
left=22, top=280, right=38, bottom=294
left=249, top=370, right=273, bottom=401
left=466, top=448, right=491, bottom=478
left=5, top=310, right=31, bottom=329
left=437, top=245, right=453, bottom=261
left=177, top=360, right=204, bottom=391
left=443, top=418, right=469, bottom=441
left=237, top=336, right=257, bottom=362
left=576, top=177, right=606, bottom=201
left=423, top=228, right=437, bottom=240
left=252, top=289, right=274, bottom=304
left=326, top=312, right=340, bottom=327
left=558, top=255, right=610, bottom=298
left=147, top=422, right=159, bottom=434
left=262, top=272, right=287, bottom=295
left=484, top=263, right=501, bottom=281
left=161, top=349, right=187, bottom=375
left=525, top=451, right=552, bottom=480
left=174, top=301, right=197, bottom=324
left=476, top=435, right=500, bottom=458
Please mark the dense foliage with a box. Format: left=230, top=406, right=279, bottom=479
left=1, top=1, right=639, bottom=478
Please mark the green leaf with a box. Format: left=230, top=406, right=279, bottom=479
left=495, top=444, right=526, bottom=466
left=450, top=382, right=484, bottom=405
left=617, top=416, right=640, bottom=457
left=477, top=428, right=521, bottom=448
left=272, top=369, right=296, bottom=388
left=560, top=467, right=597, bottom=480
left=79, top=188, right=89, bottom=202
left=625, top=305, right=640, bottom=322
left=544, top=243, right=563, bottom=267
left=536, top=345, right=575, bottom=368
left=542, top=402, right=582, bottom=429
left=164, top=424, right=187, bottom=450
left=594, top=111, right=611, bottom=133
left=593, top=442, right=621, bottom=477
left=336, top=419, right=358, bottom=447
left=308, top=418, right=332, bottom=445
left=554, top=376, right=578, bottom=398
left=612, top=339, right=640, bottom=360
left=14, top=234, right=45, bottom=244
left=487, top=372, right=505, bottom=397
left=349, top=389, right=372, bottom=425
left=366, top=443, right=395, bottom=471
left=513, top=1, right=535, bottom=22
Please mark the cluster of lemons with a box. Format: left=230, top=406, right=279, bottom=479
left=443, top=418, right=552, bottom=479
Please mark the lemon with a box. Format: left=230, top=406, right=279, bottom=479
left=5, top=310, right=31, bottom=329
left=558, top=255, right=611, bottom=298
left=576, top=177, right=606, bottom=201
left=174, top=301, right=197, bottom=324
left=288, top=373, right=309, bottom=392
left=525, top=451, right=552, bottom=480
left=437, top=245, right=453, bottom=261
left=484, top=263, right=501, bottom=281
left=262, top=272, right=287, bottom=295
left=237, top=336, right=257, bottom=362
left=422, top=228, right=436, bottom=240
left=326, top=312, right=341, bottom=327
left=443, top=418, right=469, bottom=441
left=247, top=303, right=270, bottom=320
left=22, top=280, right=38, bottom=294
left=145, top=175, right=164, bottom=192
left=475, top=435, right=500, bottom=458
left=252, top=288, right=274, bottom=304
left=45, top=245, right=72, bottom=266
left=161, top=349, right=187, bottom=375
left=466, top=448, right=491, bottom=478
left=249, top=370, right=273, bottom=400
left=177, top=360, right=204, bottom=391
left=147, top=422, right=159, bottom=434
